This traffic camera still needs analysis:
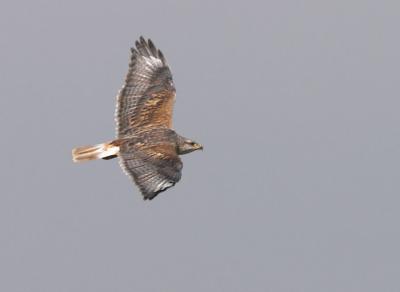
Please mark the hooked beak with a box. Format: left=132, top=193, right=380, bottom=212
left=196, top=143, right=203, bottom=150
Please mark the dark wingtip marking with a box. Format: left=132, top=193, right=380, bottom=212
left=141, top=181, right=176, bottom=201
left=147, top=39, right=158, bottom=57
left=135, top=40, right=141, bottom=49
left=128, top=37, right=168, bottom=73
left=158, top=49, right=166, bottom=64
left=132, top=36, right=167, bottom=65
left=135, top=37, right=150, bottom=57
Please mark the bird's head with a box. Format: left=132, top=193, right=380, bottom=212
left=177, top=138, right=203, bottom=155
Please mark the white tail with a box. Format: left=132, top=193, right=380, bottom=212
left=72, top=142, right=120, bottom=163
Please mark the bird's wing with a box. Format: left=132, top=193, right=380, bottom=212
left=116, top=37, right=176, bottom=137
left=119, top=143, right=182, bottom=200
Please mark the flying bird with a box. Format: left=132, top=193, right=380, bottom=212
left=72, top=37, right=203, bottom=200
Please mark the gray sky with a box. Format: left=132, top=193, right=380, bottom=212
left=1, top=0, right=400, bottom=291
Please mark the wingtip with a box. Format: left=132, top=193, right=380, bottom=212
left=158, top=49, right=166, bottom=64
left=147, top=39, right=158, bottom=56
left=135, top=40, right=141, bottom=49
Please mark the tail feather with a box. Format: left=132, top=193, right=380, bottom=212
left=72, top=142, right=119, bottom=163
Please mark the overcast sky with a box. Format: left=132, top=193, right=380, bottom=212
left=1, top=0, right=400, bottom=291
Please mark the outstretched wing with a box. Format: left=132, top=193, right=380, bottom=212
left=116, top=37, right=176, bottom=137
left=119, top=143, right=183, bottom=200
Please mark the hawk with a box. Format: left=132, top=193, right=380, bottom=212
left=72, top=37, right=203, bottom=200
